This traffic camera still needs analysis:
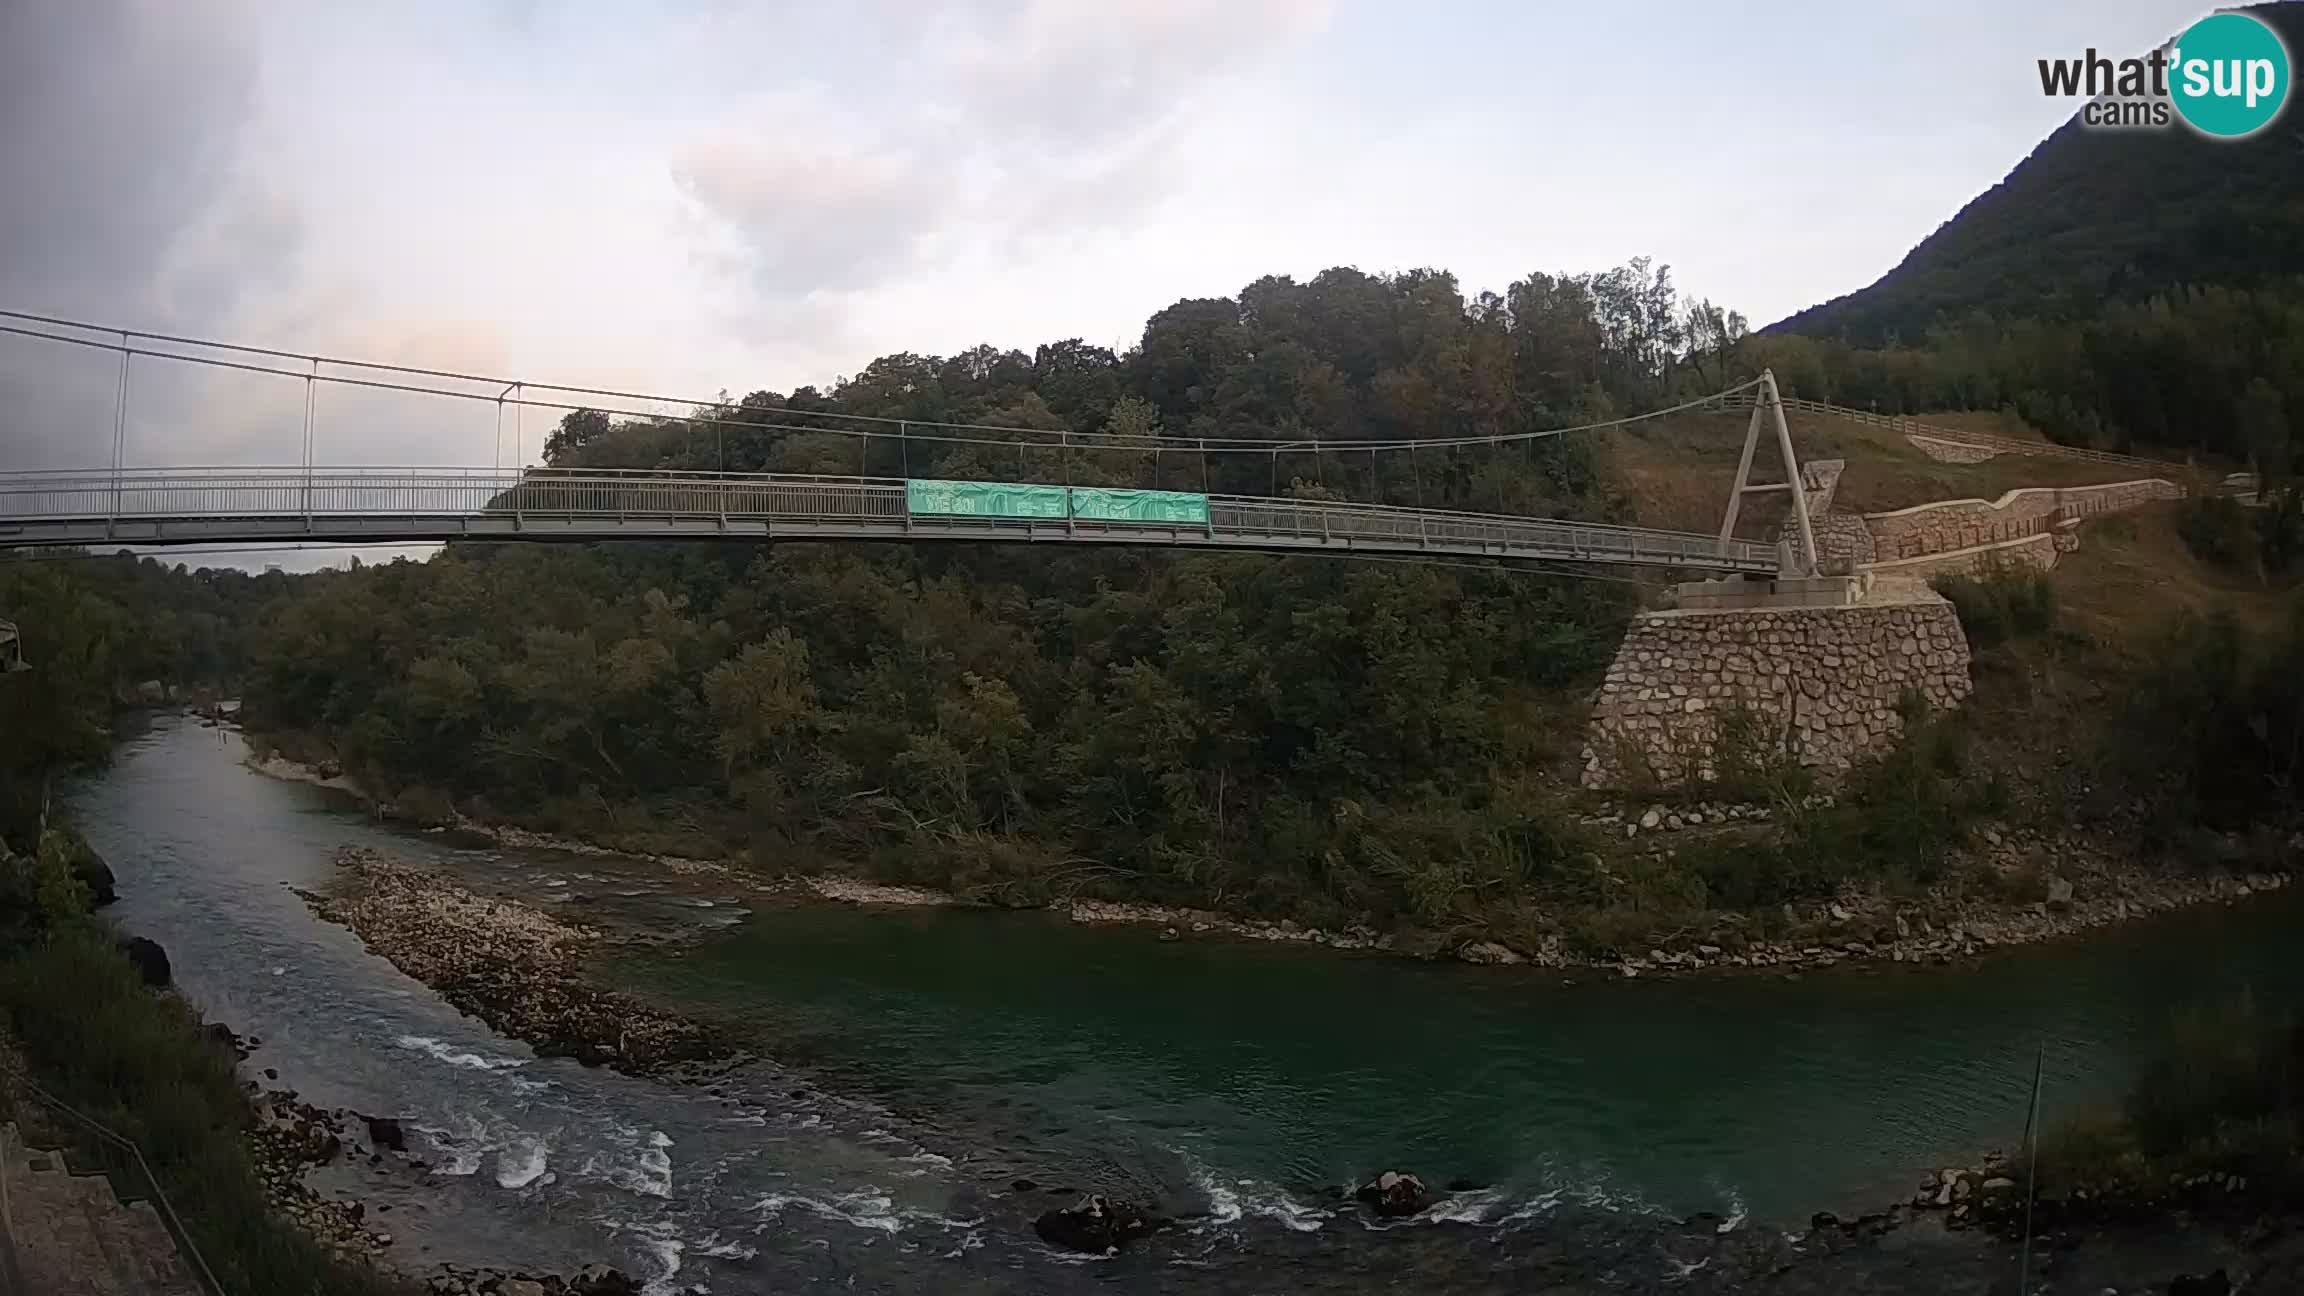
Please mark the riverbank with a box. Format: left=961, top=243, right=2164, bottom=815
left=296, top=842, right=2304, bottom=1293
left=246, top=743, right=2293, bottom=984
left=300, top=847, right=726, bottom=1074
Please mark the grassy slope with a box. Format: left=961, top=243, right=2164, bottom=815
left=0, top=928, right=411, bottom=1296
left=1605, top=408, right=2198, bottom=538
left=2050, top=503, right=2292, bottom=653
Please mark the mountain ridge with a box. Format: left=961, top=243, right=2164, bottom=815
left=1771, top=0, right=2304, bottom=342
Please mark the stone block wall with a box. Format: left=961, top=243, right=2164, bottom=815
left=1862, top=531, right=2059, bottom=581
left=1582, top=597, right=1973, bottom=788
left=1863, top=479, right=2181, bottom=561
left=1778, top=512, right=1877, bottom=571
left=1800, top=459, right=1844, bottom=515
left=1767, top=461, right=1869, bottom=570
left=1907, top=435, right=2003, bottom=464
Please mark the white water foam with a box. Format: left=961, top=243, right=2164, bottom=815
left=623, top=1132, right=674, bottom=1199
left=635, top=1235, right=683, bottom=1296
left=1496, top=1186, right=1567, bottom=1227
left=755, top=1189, right=902, bottom=1234
left=1182, top=1157, right=1331, bottom=1233
left=394, top=1034, right=527, bottom=1072
left=578, top=1128, right=674, bottom=1200
left=753, top=1187, right=983, bottom=1239
left=410, top=1113, right=494, bottom=1177
left=496, top=1138, right=551, bottom=1189
left=1422, top=1186, right=1511, bottom=1225
left=895, top=1149, right=953, bottom=1177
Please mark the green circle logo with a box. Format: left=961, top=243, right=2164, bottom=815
left=2170, top=11, right=2291, bottom=138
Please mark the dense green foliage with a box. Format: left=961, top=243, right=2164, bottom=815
left=2177, top=489, right=2304, bottom=579
left=0, top=553, right=276, bottom=843
left=2121, top=604, right=2304, bottom=834
left=1933, top=564, right=2060, bottom=649
left=249, top=530, right=1633, bottom=928
left=2042, top=989, right=2304, bottom=1197
left=1755, top=280, right=2304, bottom=466
left=242, top=263, right=1782, bottom=930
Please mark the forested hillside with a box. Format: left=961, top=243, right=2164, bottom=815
left=0, top=554, right=280, bottom=839
left=242, top=262, right=1742, bottom=935
left=1754, top=2, right=2304, bottom=464
left=1775, top=2, right=2304, bottom=342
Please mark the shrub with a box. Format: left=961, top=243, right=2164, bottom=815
left=1934, top=562, right=2058, bottom=649
left=2176, top=494, right=2258, bottom=569
left=2040, top=990, right=2304, bottom=1195
left=0, top=931, right=411, bottom=1296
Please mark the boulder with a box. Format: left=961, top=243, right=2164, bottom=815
left=1033, top=1194, right=1152, bottom=1254
left=362, top=1115, right=409, bottom=1152
left=134, top=679, right=166, bottom=705
left=117, top=936, right=171, bottom=987
left=569, top=1267, right=641, bottom=1296
left=1356, top=1170, right=1433, bottom=1218
left=1458, top=941, right=1524, bottom=966
left=569, top=1266, right=640, bottom=1296
left=2046, top=875, right=2076, bottom=909
left=72, top=844, right=117, bottom=907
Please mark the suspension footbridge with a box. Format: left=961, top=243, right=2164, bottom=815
left=0, top=312, right=1827, bottom=574
left=0, top=466, right=1783, bottom=571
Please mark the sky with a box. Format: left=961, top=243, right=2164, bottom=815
left=0, top=0, right=2231, bottom=567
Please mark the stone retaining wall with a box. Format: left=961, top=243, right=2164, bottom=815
left=1907, top=435, right=2003, bottom=464
left=1862, top=531, right=2061, bottom=581
left=1768, top=461, right=1868, bottom=570
left=1778, top=512, right=1877, bottom=570
left=1863, top=479, right=2181, bottom=561
left=1582, top=596, right=1972, bottom=787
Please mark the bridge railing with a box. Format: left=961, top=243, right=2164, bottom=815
left=0, top=467, right=1779, bottom=570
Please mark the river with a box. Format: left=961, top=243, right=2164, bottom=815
left=71, top=715, right=2304, bottom=1293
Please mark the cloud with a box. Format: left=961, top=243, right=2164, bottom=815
left=935, top=0, right=1332, bottom=152
left=0, top=0, right=267, bottom=322
left=673, top=98, right=942, bottom=301
left=0, top=0, right=287, bottom=470
left=674, top=0, right=1330, bottom=340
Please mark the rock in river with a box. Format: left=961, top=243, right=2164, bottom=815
left=73, top=844, right=117, bottom=907
left=117, top=936, right=171, bottom=987
left=1033, top=1194, right=1152, bottom=1254
left=362, top=1115, right=408, bottom=1152
left=1356, top=1170, right=1433, bottom=1218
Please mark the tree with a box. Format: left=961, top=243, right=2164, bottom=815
left=701, top=630, right=817, bottom=781
left=1682, top=297, right=1750, bottom=390
left=543, top=409, right=611, bottom=465
left=2241, top=377, right=2291, bottom=487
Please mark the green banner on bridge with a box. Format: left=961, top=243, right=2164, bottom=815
left=905, top=479, right=1069, bottom=519
left=1068, top=487, right=1210, bottom=525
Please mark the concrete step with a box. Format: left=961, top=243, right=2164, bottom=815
left=1, top=1123, right=205, bottom=1296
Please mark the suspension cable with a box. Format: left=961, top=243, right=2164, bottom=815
left=0, top=314, right=1759, bottom=458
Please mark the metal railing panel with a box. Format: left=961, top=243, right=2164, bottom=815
left=0, top=468, right=1780, bottom=571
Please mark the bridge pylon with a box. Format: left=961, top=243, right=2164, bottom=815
left=1716, top=368, right=1819, bottom=577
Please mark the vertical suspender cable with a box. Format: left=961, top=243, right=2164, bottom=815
left=302, top=358, right=316, bottom=530
left=109, top=333, right=128, bottom=535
